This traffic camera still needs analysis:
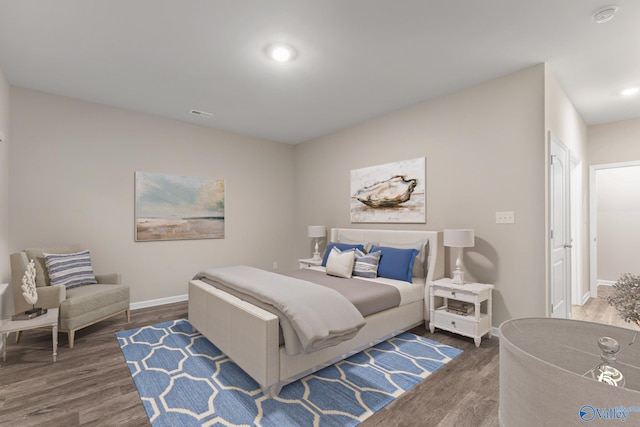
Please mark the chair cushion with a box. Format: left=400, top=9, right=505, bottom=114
left=59, top=284, right=130, bottom=321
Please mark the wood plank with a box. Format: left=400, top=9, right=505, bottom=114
left=0, top=302, right=500, bottom=427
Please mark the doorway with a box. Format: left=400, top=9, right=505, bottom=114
left=579, top=161, right=640, bottom=328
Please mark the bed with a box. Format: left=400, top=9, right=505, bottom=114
left=188, top=228, right=444, bottom=397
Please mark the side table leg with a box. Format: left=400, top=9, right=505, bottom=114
left=429, top=323, right=435, bottom=334
left=1, top=332, right=6, bottom=362
left=52, top=325, right=58, bottom=362
left=474, top=337, right=481, bottom=348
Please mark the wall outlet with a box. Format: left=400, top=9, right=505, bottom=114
left=272, top=262, right=278, bottom=270
left=496, top=211, right=515, bottom=224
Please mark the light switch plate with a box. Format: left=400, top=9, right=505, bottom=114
left=496, top=211, right=515, bottom=224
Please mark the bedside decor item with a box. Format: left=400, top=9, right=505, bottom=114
left=135, top=172, right=225, bottom=241
left=307, top=225, right=326, bottom=261
left=18, top=259, right=45, bottom=318
left=350, top=157, right=425, bottom=223
left=606, top=273, right=640, bottom=327
left=444, top=229, right=474, bottom=285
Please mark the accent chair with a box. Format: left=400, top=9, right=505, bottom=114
left=10, top=244, right=130, bottom=348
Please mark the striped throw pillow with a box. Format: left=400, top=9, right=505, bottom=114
left=43, top=250, right=98, bottom=289
left=353, top=249, right=381, bottom=278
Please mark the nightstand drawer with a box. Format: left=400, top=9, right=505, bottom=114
left=433, top=309, right=476, bottom=335
left=433, top=287, right=475, bottom=303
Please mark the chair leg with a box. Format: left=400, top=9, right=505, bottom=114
left=125, top=309, right=130, bottom=323
left=15, top=331, right=22, bottom=343
left=68, top=330, right=75, bottom=348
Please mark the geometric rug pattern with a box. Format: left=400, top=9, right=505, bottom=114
left=116, top=319, right=462, bottom=427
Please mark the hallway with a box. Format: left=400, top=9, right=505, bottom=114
left=572, top=285, right=638, bottom=330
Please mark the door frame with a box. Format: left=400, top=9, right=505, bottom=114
left=570, top=153, right=583, bottom=306
left=589, top=160, right=640, bottom=297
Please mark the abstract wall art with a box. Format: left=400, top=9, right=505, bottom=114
left=350, top=157, right=425, bottom=223
left=135, top=172, right=225, bottom=241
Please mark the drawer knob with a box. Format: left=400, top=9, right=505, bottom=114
left=451, top=291, right=456, bottom=296
left=451, top=321, right=456, bottom=327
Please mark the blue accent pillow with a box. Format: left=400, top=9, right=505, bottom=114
left=322, top=242, right=365, bottom=266
left=370, top=246, right=419, bottom=283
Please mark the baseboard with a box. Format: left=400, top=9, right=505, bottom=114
left=131, top=294, right=188, bottom=311
left=597, top=280, right=616, bottom=287
left=581, top=292, right=591, bottom=305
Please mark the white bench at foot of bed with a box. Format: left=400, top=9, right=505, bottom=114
left=189, top=278, right=424, bottom=397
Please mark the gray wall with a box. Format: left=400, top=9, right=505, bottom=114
left=596, top=166, right=640, bottom=281
left=293, top=64, right=547, bottom=326
left=589, top=118, right=640, bottom=165
left=589, top=118, right=640, bottom=283
left=9, top=87, right=297, bottom=305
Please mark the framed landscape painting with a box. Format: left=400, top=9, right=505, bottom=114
left=135, top=172, right=225, bottom=241
left=350, top=157, right=425, bottom=223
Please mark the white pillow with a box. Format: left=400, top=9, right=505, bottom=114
left=325, top=247, right=355, bottom=278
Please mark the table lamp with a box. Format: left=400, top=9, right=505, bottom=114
left=444, top=229, right=475, bottom=285
left=308, top=226, right=326, bottom=261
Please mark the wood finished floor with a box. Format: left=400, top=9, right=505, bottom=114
left=572, top=285, right=637, bottom=330
left=0, top=302, right=499, bottom=427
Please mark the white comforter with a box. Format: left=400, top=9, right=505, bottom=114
left=194, top=266, right=366, bottom=355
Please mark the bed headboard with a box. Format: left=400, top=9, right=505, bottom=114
left=330, top=228, right=444, bottom=282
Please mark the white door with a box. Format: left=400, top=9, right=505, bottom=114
left=549, top=133, right=571, bottom=319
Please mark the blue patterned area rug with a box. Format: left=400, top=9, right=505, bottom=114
left=116, top=319, right=462, bottom=427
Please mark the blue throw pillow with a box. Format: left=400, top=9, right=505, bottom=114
left=322, top=242, right=365, bottom=266
left=370, top=246, right=419, bottom=283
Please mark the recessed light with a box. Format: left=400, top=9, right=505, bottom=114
left=265, top=43, right=297, bottom=63
left=621, top=87, right=639, bottom=96
left=592, top=6, right=619, bottom=23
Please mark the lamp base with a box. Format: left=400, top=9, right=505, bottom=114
left=452, top=270, right=465, bottom=285
left=311, top=251, right=321, bottom=261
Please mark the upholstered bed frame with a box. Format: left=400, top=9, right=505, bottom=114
left=188, top=228, right=444, bottom=396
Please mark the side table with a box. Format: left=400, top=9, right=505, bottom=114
left=428, top=278, right=494, bottom=347
left=0, top=308, right=59, bottom=363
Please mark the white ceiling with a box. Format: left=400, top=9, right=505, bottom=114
left=1, top=0, right=639, bottom=144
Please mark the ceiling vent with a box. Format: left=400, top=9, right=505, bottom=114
left=190, top=109, right=213, bottom=118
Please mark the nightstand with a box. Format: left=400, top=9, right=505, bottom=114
left=298, top=258, right=322, bottom=270
left=428, top=278, right=494, bottom=347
